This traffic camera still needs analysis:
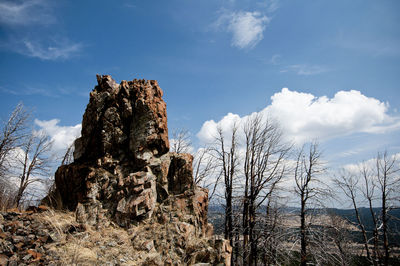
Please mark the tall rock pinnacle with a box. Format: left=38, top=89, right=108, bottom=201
left=43, top=75, right=231, bottom=265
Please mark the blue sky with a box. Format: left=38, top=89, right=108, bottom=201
left=0, top=0, right=399, bottom=168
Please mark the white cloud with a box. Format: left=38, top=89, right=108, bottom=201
left=0, top=0, right=54, bottom=26
left=215, top=11, right=270, bottom=49
left=197, top=88, right=400, bottom=145
left=34, top=119, right=81, bottom=155
left=197, top=113, right=241, bottom=144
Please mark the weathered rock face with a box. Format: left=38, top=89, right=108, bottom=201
left=43, top=75, right=231, bottom=265
left=52, top=75, right=171, bottom=225
left=73, top=75, right=169, bottom=164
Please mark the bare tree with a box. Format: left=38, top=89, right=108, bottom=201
left=336, top=152, right=400, bottom=266
left=15, top=132, right=53, bottom=207
left=294, top=142, right=326, bottom=266
left=211, top=124, right=239, bottom=253
left=376, top=152, right=400, bottom=266
left=202, top=115, right=290, bottom=265
left=170, top=128, right=219, bottom=196
left=170, top=128, right=192, bottom=154
left=0, top=103, right=29, bottom=179
left=326, top=212, right=354, bottom=266
left=242, top=114, right=290, bottom=265
left=259, top=196, right=292, bottom=266
left=335, top=168, right=374, bottom=264
left=193, top=147, right=218, bottom=190
left=40, top=143, right=75, bottom=209
left=61, top=142, right=75, bottom=165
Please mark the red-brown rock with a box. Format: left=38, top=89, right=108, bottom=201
left=42, top=75, right=231, bottom=265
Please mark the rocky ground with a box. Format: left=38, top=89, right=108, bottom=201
left=0, top=206, right=230, bottom=266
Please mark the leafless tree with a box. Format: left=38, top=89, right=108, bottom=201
left=40, top=143, right=75, bottom=209
left=0, top=103, right=30, bottom=179
left=211, top=123, right=239, bottom=254
left=360, top=163, right=381, bottom=264
left=294, top=142, right=326, bottom=266
left=15, top=132, right=53, bottom=207
left=193, top=147, right=218, bottom=189
left=376, top=152, right=400, bottom=266
left=259, top=196, right=293, bottom=266
left=61, top=142, right=75, bottom=165
left=242, top=114, right=290, bottom=266
left=335, top=151, right=400, bottom=266
left=326, top=212, right=354, bottom=266
left=170, top=128, right=192, bottom=154
left=170, top=128, right=219, bottom=195
left=335, top=168, right=374, bottom=264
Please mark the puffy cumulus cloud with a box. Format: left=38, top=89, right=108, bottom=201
left=34, top=119, right=81, bottom=155
left=215, top=11, right=269, bottom=49
left=197, top=88, right=400, bottom=145
left=197, top=112, right=241, bottom=144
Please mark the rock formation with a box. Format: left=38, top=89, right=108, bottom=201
left=42, top=75, right=231, bottom=265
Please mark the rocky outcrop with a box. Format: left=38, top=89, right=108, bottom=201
left=51, top=76, right=170, bottom=225
left=41, top=75, right=231, bottom=265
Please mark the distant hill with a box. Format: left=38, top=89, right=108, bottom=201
left=208, top=205, right=400, bottom=245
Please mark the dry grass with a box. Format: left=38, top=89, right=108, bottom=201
left=37, top=210, right=151, bottom=265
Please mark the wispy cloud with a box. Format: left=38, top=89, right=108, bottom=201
left=0, top=0, right=55, bottom=26
left=123, top=2, right=136, bottom=9
left=335, top=31, right=400, bottom=57
left=214, top=10, right=270, bottom=49
left=255, top=0, right=280, bottom=13
left=1, top=37, right=83, bottom=61
left=0, top=0, right=84, bottom=61
left=0, top=85, right=58, bottom=97
left=269, top=54, right=281, bottom=65
left=267, top=0, right=280, bottom=13
left=21, top=39, right=83, bottom=60
left=338, top=148, right=366, bottom=158
left=0, top=83, right=86, bottom=98
left=280, top=64, right=329, bottom=76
